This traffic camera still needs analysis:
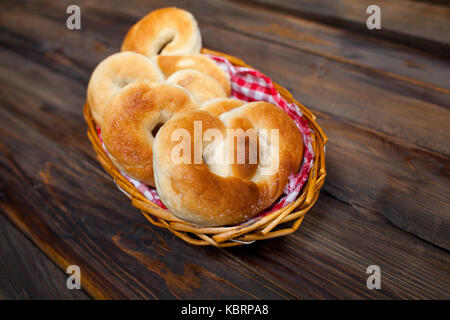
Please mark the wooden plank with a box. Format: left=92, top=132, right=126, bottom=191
left=221, top=191, right=450, bottom=299
left=317, top=113, right=450, bottom=250
left=0, top=214, right=90, bottom=299
left=11, top=0, right=450, bottom=93
left=198, top=0, right=450, bottom=92
left=72, top=0, right=450, bottom=93
left=1, top=0, right=449, bottom=248
left=0, top=0, right=448, bottom=299
left=0, top=49, right=448, bottom=298
left=11, top=0, right=449, bottom=157
left=21, top=0, right=447, bottom=249
left=3, top=3, right=449, bottom=247
left=242, top=0, right=450, bottom=56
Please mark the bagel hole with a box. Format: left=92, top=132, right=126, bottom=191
left=114, top=78, right=130, bottom=89
left=151, top=122, right=164, bottom=137
left=157, top=36, right=174, bottom=54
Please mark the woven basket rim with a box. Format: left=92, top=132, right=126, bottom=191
left=84, top=48, right=327, bottom=247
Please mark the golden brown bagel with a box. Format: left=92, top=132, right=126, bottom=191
left=156, top=54, right=231, bottom=95
left=87, top=52, right=163, bottom=125
left=101, top=80, right=198, bottom=187
left=201, top=98, right=245, bottom=116
left=153, top=101, right=303, bottom=226
left=121, top=7, right=201, bottom=57
left=167, top=69, right=227, bottom=105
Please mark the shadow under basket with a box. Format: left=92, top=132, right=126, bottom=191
left=84, top=48, right=328, bottom=247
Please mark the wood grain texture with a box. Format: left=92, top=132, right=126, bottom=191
left=11, top=0, right=450, bottom=93
left=20, top=0, right=448, bottom=247
left=20, top=0, right=449, bottom=156
left=222, top=193, right=450, bottom=299
left=242, top=0, right=450, bottom=57
left=81, top=0, right=450, bottom=92
left=0, top=214, right=90, bottom=299
left=0, top=0, right=449, bottom=299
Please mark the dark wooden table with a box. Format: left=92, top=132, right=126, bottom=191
left=0, top=0, right=449, bottom=299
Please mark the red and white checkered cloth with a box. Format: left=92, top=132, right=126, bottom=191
left=97, top=54, right=315, bottom=224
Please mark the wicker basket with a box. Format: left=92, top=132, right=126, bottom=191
left=84, top=48, right=327, bottom=247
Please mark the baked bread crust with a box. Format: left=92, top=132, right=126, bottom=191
left=101, top=80, right=198, bottom=187
left=121, top=7, right=201, bottom=57
left=156, top=54, right=231, bottom=95
left=153, top=101, right=304, bottom=226
left=87, top=51, right=163, bottom=125
left=201, top=98, right=245, bottom=116
left=167, top=69, right=227, bottom=104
